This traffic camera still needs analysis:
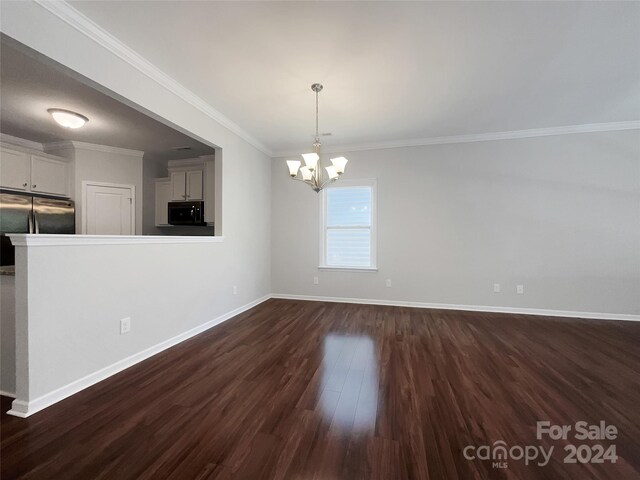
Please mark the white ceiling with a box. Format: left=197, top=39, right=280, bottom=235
left=0, top=39, right=215, bottom=162
left=64, top=1, right=640, bottom=154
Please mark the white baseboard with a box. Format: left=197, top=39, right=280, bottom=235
left=270, top=294, right=640, bottom=322
left=7, top=400, right=28, bottom=418
left=7, top=294, right=271, bottom=418
left=0, top=390, right=16, bottom=398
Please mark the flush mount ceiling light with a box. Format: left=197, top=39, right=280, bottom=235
left=47, top=108, right=89, bottom=129
left=286, top=84, right=348, bottom=192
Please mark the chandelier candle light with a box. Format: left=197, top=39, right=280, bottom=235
left=286, top=83, right=348, bottom=192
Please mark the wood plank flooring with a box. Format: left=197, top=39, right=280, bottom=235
left=2, top=299, right=639, bottom=479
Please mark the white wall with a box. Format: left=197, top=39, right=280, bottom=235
left=44, top=143, right=144, bottom=234
left=74, top=147, right=144, bottom=234
left=2, top=2, right=271, bottom=414
left=272, top=130, right=640, bottom=316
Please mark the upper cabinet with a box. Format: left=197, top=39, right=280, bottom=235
left=30, top=155, right=69, bottom=196
left=0, top=148, right=30, bottom=191
left=168, top=161, right=204, bottom=201
left=170, top=171, right=187, bottom=201
left=186, top=170, right=203, bottom=201
left=0, top=146, right=70, bottom=197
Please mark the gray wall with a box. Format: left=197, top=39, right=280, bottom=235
left=0, top=276, right=16, bottom=395
left=272, top=130, right=640, bottom=316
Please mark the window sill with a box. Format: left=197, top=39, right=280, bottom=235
left=318, top=265, right=378, bottom=272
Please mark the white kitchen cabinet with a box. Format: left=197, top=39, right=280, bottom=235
left=170, top=171, right=187, bottom=201
left=186, top=170, right=203, bottom=200
left=169, top=166, right=203, bottom=201
left=155, top=178, right=171, bottom=226
left=0, top=147, right=30, bottom=191
left=0, top=145, right=69, bottom=197
left=30, top=155, right=68, bottom=197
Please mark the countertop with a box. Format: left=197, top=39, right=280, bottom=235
left=0, top=266, right=15, bottom=276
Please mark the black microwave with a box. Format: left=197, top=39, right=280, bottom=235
left=168, top=201, right=206, bottom=226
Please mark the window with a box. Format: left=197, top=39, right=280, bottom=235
left=320, top=179, right=376, bottom=269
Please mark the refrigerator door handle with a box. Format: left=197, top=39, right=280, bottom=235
left=34, top=212, right=40, bottom=234
left=28, top=210, right=34, bottom=234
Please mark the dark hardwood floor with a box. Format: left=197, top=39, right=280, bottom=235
left=2, top=299, right=639, bottom=479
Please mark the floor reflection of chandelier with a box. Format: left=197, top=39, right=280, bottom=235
left=320, top=334, right=378, bottom=433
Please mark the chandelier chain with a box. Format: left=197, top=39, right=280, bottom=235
left=316, top=88, right=319, bottom=140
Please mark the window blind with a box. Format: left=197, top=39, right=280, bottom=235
left=325, top=186, right=372, bottom=267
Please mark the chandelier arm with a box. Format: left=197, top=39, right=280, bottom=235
left=318, top=177, right=337, bottom=191
left=291, top=176, right=314, bottom=187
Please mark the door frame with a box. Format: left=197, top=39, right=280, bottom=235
left=82, top=180, right=136, bottom=235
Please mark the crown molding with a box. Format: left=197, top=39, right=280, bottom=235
left=0, top=133, right=44, bottom=151
left=167, top=157, right=210, bottom=169
left=43, top=140, right=144, bottom=157
left=272, top=120, right=640, bottom=157
left=34, top=0, right=273, bottom=157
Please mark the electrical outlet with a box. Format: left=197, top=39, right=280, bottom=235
left=493, top=283, right=501, bottom=293
left=313, top=276, right=319, bottom=285
left=517, top=284, right=524, bottom=294
left=232, top=285, right=238, bottom=295
left=386, top=279, right=392, bottom=288
left=120, top=317, right=131, bottom=335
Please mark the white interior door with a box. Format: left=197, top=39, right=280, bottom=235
left=84, top=183, right=135, bottom=235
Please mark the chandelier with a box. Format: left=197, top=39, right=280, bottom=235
left=286, top=83, right=348, bottom=192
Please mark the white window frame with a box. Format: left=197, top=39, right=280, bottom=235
left=319, top=178, right=377, bottom=271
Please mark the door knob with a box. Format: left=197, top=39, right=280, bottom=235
left=32, top=184, right=36, bottom=188
left=22, top=183, right=27, bottom=187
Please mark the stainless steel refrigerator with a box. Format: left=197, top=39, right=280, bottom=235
left=0, top=192, right=75, bottom=265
